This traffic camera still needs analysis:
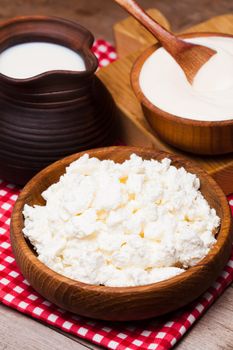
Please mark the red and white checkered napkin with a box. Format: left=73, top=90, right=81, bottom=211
left=0, top=40, right=233, bottom=350
left=92, top=39, right=117, bottom=67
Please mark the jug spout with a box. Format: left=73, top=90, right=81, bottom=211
left=0, top=16, right=98, bottom=94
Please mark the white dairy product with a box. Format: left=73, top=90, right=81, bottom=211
left=0, top=42, right=86, bottom=79
left=139, top=36, right=233, bottom=121
left=23, top=154, right=220, bottom=287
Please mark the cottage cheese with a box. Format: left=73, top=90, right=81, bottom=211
left=23, top=154, right=220, bottom=287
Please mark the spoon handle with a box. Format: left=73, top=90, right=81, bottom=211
left=114, top=0, right=186, bottom=54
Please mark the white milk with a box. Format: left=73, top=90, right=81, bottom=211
left=0, top=42, right=86, bottom=79
left=139, top=36, right=233, bottom=121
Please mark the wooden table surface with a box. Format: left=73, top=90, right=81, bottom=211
left=1, top=1, right=233, bottom=349
left=0, top=0, right=232, bottom=43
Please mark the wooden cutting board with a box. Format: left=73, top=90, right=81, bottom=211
left=97, top=10, right=233, bottom=195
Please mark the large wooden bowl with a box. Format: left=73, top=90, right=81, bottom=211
left=10, top=146, right=232, bottom=321
left=131, top=33, right=233, bottom=155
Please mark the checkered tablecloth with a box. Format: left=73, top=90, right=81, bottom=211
left=0, top=40, right=233, bottom=350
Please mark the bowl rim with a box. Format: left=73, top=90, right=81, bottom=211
left=131, top=32, right=233, bottom=126
left=10, top=146, right=232, bottom=295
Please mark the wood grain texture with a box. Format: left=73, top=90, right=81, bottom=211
left=176, top=284, right=233, bottom=350
left=114, top=8, right=170, bottom=57
left=0, top=16, right=117, bottom=186
left=0, top=304, right=83, bottom=350
left=10, top=146, right=232, bottom=321
left=98, top=14, right=233, bottom=194
left=0, top=0, right=232, bottom=43
left=114, top=0, right=215, bottom=84
left=131, top=32, right=233, bottom=155
left=1, top=287, right=233, bottom=350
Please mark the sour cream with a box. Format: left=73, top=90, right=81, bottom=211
left=139, top=36, right=233, bottom=121
left=0, top=42, right=86, bottom=79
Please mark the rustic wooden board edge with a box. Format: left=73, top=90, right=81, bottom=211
left=114, top=12, right=233, bottom=55
left=113, top=8, right=170, bottom=57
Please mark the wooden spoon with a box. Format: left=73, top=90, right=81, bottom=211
left=114, top=0, right=216, bottom=84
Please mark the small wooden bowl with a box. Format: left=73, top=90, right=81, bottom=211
left=10, top=146, right=232, bottom=321
left=131, top=33, right=233, bottom=155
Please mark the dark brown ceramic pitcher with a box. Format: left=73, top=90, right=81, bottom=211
left=0, top=16, right=117, bottom=185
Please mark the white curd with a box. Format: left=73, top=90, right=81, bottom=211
left=23, top=154, right=220, bottom=287
left=139, top=36, right=233, bottom=121
left=0, top=42, right=86, bottom=79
